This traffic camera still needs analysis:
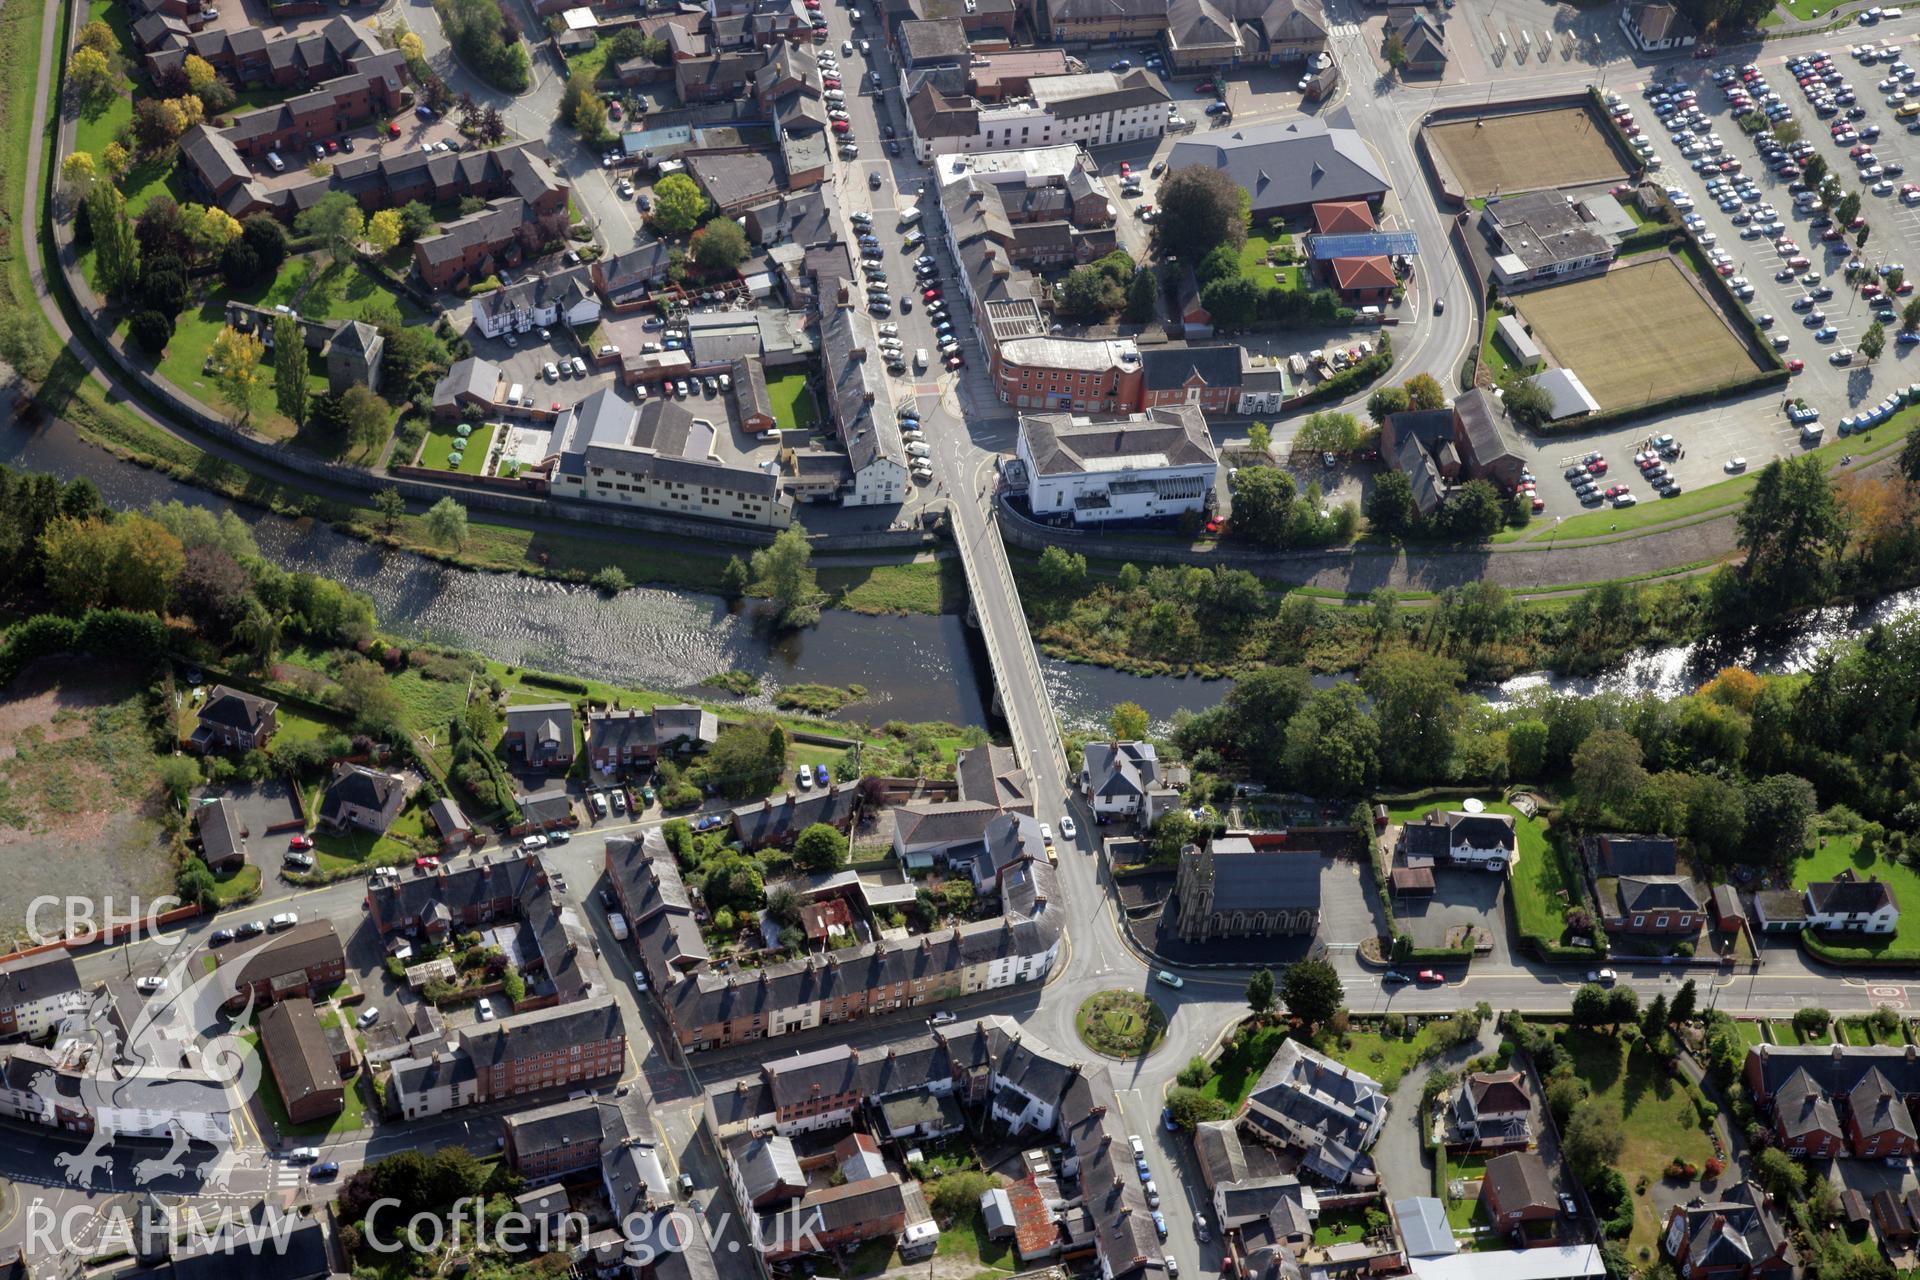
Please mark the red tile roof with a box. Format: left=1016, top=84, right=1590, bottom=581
left=1332, top=255, right=1396, bottom=290
left=1313, top=200, right=1376, bottom=235
left=1007, top=1175, right=1058, bottom=1259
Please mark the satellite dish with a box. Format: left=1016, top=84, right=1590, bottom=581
left=1462, top=798, right=1486, bottom=813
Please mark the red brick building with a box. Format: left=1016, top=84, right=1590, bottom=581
left=1137, top=345, right=1243, bottom=413
left=990, top=335, right=1143, bottom=413
left=219, top=921, right=346, bottom=1010
left=464, top=999, right=626, bottom=1101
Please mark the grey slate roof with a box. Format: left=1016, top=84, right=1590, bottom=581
left=504, top=1096, right=604, bottom=1164
left=0, top=951, right=80, bottom=1013
left=1022, top=408, right=1215, bottom=477
left=461, top=996, right=623, bottom=1070
left=1197, top=837, right=1321, bottom=913
left=1481, top=1150, right=1556, bottom=1217
left=318, top=763, right=402, bottom=824
left=195, top=798, right=247, bottom=867
left=1617, top=875, right=1703, bottom=914
left=257, top=998, right=342, bottom=1110
left=199, top=685, right=276, bottom=733
left=433, top=356, right=502, bottom=410
left=1774, top=1067, right=1842, bottom=1139
left=1808, top=877, right=1898, bottom=916
left=1594, top=834, right=1678, bottom=877
left=1140, top=345, right=1243, bottom=392
left=1166, top=117, right=1389, bottom=212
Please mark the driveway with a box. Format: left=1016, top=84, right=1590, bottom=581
left=1393, top=867, right=1515, bottom=967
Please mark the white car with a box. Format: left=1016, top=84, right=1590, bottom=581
left=1725, top=456, right=1748, bottom=472
left=842, top=39, right=853, bottom=52
left=357, top=1007, right=381, bottom=1028
left=906, top=442, right=931, bottom=458
left=930, top=1010, right=956, bottom=1025
left=268, top=912, right=298, bottom=931
left=543, top=362, right=559, bottom=382
left=136, top=976, right=166, bottom=994
left=522, top=833, right=550, bottom=851
left=879, top=323, right=900, bottom=336
left=1061, top=816, right=1078, bottom=839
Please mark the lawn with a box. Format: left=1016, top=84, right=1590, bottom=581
left=1737, top=1020, right=1765, bottom=1045
left=1390, top=800, right=1566, bottom=945
left=1238, top=235, right=1302, bottom=293
left=1426, top=107, right=1628, bottom=197
left=211, top=863, right=261, bottom=905
left=766, top=371, right=820, bottom=433
left=1076, top=990, right=1168, bottom=1057
left=1503, top=404, right=1917, bottom=541
left=1312, top=1207, right=1371, bottom=1247
left=1512, top=255, right=1767, bottom=410
left=934, top=1211, right=1014, bottom=1273
left=1309, top=1022, right=1444, bottom=1092
left=1559, top=1027, right=1716, bottom=1257
left=418, top=422, right=497, bottom=475
left=1197, top=1023, right=1290, bottom=1107
left=567, top=38, right=617, bottom=89
left=1794, top=832, right=1920, bottom=961
left=1443, top=1153, right=1489, bottom=1229
left=1777, top=0, right=1847, bottom=18
left=309, top=803, right=428, bottom=875
left=1771, top=1018, right=1832, bottom=1045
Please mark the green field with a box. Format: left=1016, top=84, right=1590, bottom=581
left=767, top=371, right=820, bottom=433
left=419, top=422, right=496, bottom=475
left=1513, top=255, right=1765, bottom=410
left=1796, top=833, right=1920, bottom=961
left=1309, top=1021, right=1444, bottom=1091
left=1560, top=1027, right=1716, bottom=1256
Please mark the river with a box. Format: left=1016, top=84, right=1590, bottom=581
left=6, top=423, right=1917, bottom=733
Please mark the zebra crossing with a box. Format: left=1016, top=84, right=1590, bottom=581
left=1329, top=21, right=1361, bottom=35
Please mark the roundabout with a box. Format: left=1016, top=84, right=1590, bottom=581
left=1075, top=989, right=1169, bottom=1059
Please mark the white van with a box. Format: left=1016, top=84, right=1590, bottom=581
left=506, top=382, right=524, bottom=407
left=899, top=206, right=922, bottom=228
left=914, top=348, right=928, bottom=370
left=266, top=152, right=285, bottom=172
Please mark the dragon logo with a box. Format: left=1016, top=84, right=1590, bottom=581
left=44, top=937, right=264, bottom=1191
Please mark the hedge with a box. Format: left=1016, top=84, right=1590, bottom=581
left=1295, top=335, right=1395, bottom=407
left=520, top=672, right=590, bottom=694
left=0, top=610, right=168, bottom=687
left=1801, top=935, right=1920, bottom=968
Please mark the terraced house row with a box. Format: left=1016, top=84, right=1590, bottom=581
left=605, top=822, right=1064, bottom=1051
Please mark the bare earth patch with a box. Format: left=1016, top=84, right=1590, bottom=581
left=0, top=658, right=172, bottom=943
left=1426, top=107, right=1627, bottom=197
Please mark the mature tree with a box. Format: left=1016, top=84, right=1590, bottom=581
left=70, top=46, right=115, bottom=100
left=181, top=53, right=217, bottom=98
left=295, top=192, right=365, bottom=265
left=102, top=140, right=131, bottom=183
left=338, top=385, right=391, bottom=454
left=1441, top=478, right=1506, bottom=539
left=751, top=523, right=822, bottom=629
left=39, top=514, right=184, bottom=614
left=1505, top=718, right=1548, bottom=778
left=480, top=106, right=506, bottom=145
left=1669, top=979, right=1697, bottom=1027
left=1755, top=1147, right=1806, bottom=1201
left=1146, top=808, right=1197, bottom=861
left=241, top=213, right=289, bottom=274
left=1607, top=986, right=1639, bottom=1028
left=1217, top=665, right=1313, bottom=767
left=573, top=93, right=610, bottom=143
left=424, top=496, right=468, bottom=548
left=61, top=151, right=98, bottom=199
left=1227, top=466, right=1295, bottom=547
left=1059, top=264, right=1123, bottom=320
left=87, top=181, right=140, bottom=300
left=1246, top=967, right=1276, bottom=1016
left=1573, top=727, right=1649, bottom=812
left=1109, top=702, right=1150, bottom=742
left=1641, top=993, right=1670, bottom=1043
left=1279, top=958, right=1343, bottom=1028
left=1837, top=191, right=1864, bottom=228
left=1367, top=384, right=1409, bottom=425
left=1282, top=684, right=1379, bottom=794
left=173, top=544, right=252, bottom=630
left=559, top=67, right=594, bottom=127
left=1571, top=983, right=1610, bottom=1027
left=1367, top=470, right=1416, bottom=537
left=705, top=720, right=787, bottom=799
left=365, top=209, right=403, bottom=257
left=650, top=173, right=707, bottom=237
left=1247, top=421, right=1272, bottom=455
left=1737, top=456, right=1849, bottom=608
left=691, top=218, right=749, bottom=271
left=793, top=822, right=849, bottom=872
left=372, top=487, right=407, bottom=531
left=1296, top=410, right=1363, bottom=455
left=1563, top=1100, right=1625, bottom=1181
left=128, top=309, right=175, bottom=354
left=396, top=201, right=436, bottom=245
left=1033, top=545, right=1087, bottom=592
left=1503, top=376, right=1555, bottom=428
left=1155, top=165, right=1247, bottom=262
left=1744, top=773, right=1817, bottom=863
left=180, top=203, right=242, bottom=261
left=77, top=17, right=120, bottom=54
left=1402, top=373, right=1444, bottom=410
left=1359, top=648, right=1464, bottom=781
left=1124, top=266, right=1158, bottom=322
left=1384, top=27, right=1408, bottom=70
left=209, top=324, right=264, bottom=427
left=1862, top=319, right=1887, bottom=361
left=1199, top=275, right=1259, bottom=330
left=272, top=312, right=308, bottom=428
left=720, top=555, right=750, bottom=598
left=1166, top=1087, right=1231, bottom=1128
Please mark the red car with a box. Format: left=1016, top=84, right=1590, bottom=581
left=945, top=352, right=965, bottom=369
left=923, top=286, right=940, bottom=300
left=1204, top=518, right=1225, bottom=534
left=823, top=76, right=840, bottom=87
left=288, top=835, right=314, bottom=851
left=415, top=855, right=441, bottom=870
left=1531, top=496, right=1546, bottom=513
left=1788, top=358, right=1806, bottom=372
left=832, top=120, right=850, bottom=133
left=1605, top=484, right=1630, bottom=498
left=1587, top=458, right=1609, bottom=474
left=1196, top=80, right=1215, bottom=93
left=1416, top=970, right=1444, bottom=984
left=1120, top=161, right=1132, bottom=178
left=1898, top=280, right=1915, bottom=295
